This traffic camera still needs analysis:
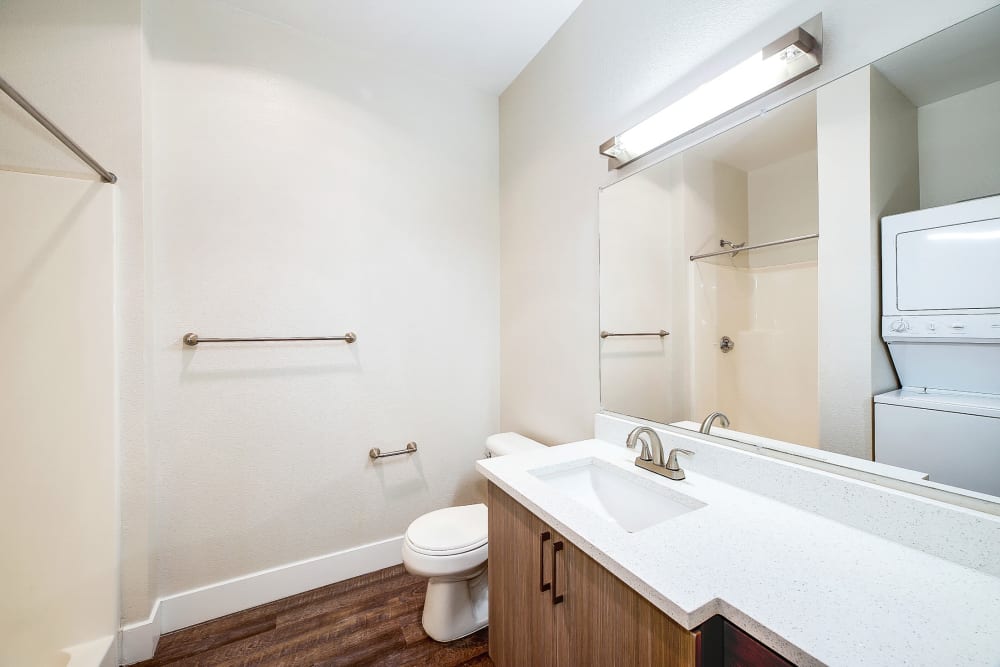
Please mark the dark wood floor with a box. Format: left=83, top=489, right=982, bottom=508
left=130, top=565, right=492, bottom=667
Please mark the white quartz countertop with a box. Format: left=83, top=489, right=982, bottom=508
left=477, top=439, right=1000, bottom=667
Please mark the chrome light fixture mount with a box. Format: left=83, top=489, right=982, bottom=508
left=600, top=16, right=822, bottom=169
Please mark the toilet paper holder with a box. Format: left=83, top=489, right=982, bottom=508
left=369, top=442, right=418, bottom=460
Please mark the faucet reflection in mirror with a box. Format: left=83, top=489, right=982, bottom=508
left=699, top=412, right=730, bottom=435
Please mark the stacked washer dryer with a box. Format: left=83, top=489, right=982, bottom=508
left=876, top=194, right=1000, bottom=497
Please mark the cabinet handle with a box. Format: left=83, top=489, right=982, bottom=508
left=539, top=531, right=551, bottom=592
left=551, top=540, right=565, bottom=605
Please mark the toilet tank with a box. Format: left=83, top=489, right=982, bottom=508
left=485, top=432, right=545, bottom=457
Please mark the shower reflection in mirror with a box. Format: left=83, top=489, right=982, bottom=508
left=598, top=4, right=1000, bottom=502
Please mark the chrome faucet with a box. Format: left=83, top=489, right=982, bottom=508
left=626, top=426, right=664, bottom=466
left=626, top=426, right=693, bottom=481
left=663, top=447, right=694, bottom=480
left=699, top=411, right=730, bottom=434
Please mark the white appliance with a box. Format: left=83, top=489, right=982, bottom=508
left=875, top=194, right=1000, bottom=496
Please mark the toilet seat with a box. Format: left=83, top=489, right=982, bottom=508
left=404, top=504, right=487, bottom=556
left=402, top=540, right=488, bottom=579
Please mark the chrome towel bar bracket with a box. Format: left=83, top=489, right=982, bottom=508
left=600, top=330, right=669, bottom=338
left=183, top=332, right=357, bottom=346
left=369, top=442, right=418, bottom=460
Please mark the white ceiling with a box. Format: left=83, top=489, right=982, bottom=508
left=220, top=0, right=582, bottom=94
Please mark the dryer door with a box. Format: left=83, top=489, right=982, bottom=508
left=896, top=216, right=1000, bottom=312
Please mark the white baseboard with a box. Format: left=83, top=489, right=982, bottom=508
left=120, top=602, right=161, bottom=666
left=120, top=535, right=404, bottom=664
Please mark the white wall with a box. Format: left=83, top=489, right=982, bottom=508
left=0, top=172, right=117, bottom=665
left=0, top=0, right=147, bottom=652
left=499, top=0, right=996, bottom=445
left=869, top=66, right=919, bottom=397
left=740, top=150, right=819, bottom=446
left=918, top=79, right=1000, bottom=208
left=598, top=165, right=680, bottom=424
left=747, top=150, right=819, bottom=267
left=732, top=262, right=819, bottom=446
left=816, top=66, right=918, bottom=460
left=815, top=68, right=877, bottom=460
left=683, top=154, right=750, bottom=268
left=147, top=0, right=499, bottom=600
left=683, top=157, right=749, bottom=417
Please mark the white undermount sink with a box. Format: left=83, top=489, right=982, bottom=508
left=530, top=458, right=706, bottom=533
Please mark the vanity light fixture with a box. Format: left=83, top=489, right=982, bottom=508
left=599, top=17, right=822, bottom=168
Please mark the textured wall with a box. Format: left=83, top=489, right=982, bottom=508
left=499, top=0, right=995, bottom=445
left=147, top=0, right=500, bottom=598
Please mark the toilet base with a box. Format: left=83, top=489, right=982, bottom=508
left=421, top=566, right=489, bottom=642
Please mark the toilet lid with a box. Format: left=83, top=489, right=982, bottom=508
left=405, top=503, right=488, bottom=556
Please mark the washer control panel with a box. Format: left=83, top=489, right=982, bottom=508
left=882, top=315, right=1000, bottom=340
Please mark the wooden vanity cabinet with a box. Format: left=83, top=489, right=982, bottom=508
left=488, top=483, right=795, bottom=666
left=488, top=483, right=698, bottom=667
left=488, top=482, right=558, bottom=666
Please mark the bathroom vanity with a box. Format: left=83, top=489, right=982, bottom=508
left=488, top=483, right=791, bottom=666
left=477, top=415, right=1000, bottom=666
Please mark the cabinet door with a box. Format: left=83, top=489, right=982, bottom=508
left=721, top=619, right=794, bottom=667
left=695, top=617, right=794, bottom=667
left=488, top=483, right=556, bottom=667
left=557, top=538, right=697, bottom=666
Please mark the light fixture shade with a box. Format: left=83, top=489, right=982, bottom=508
left=600, top=17, right=822, bottom=168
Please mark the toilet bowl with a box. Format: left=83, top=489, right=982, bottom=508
left=402, top=432, right=544, bottom=642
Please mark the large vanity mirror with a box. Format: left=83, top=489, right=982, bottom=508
left=599, top=5, right=1000, bottom=508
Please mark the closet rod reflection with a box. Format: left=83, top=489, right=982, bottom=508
left=183, top=332, right=357, bottom=346
left=600, top=330, right=669, bottom=338
left=689, top=233, right=819, bottom=261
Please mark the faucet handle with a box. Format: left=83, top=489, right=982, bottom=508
left=665, top=448, right=694, bottom=471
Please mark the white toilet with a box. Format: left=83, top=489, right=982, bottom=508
left=401, top=432, right=544, bottom=642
